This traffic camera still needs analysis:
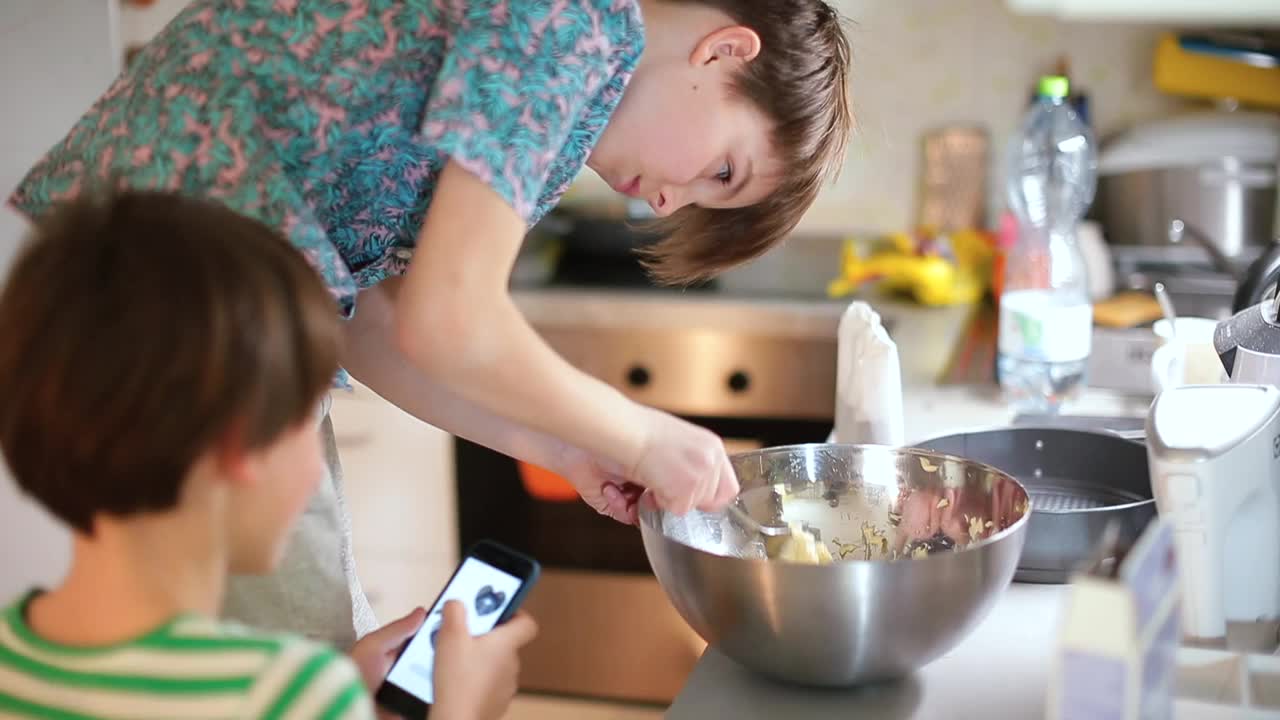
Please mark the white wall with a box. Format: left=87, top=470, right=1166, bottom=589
left=0, top=0, right=120, bottom=598
left=116, top=0, right=187, bottom=52
left=116, top=0, right=1186, bottom=238
left=114, top=0, right=1186, bottom=239
left=567, top=0, right=1186, bottom=236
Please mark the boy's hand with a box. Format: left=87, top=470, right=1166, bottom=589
left=631, top=408, right=740, bottom=516
left=432, top=601, right=538, bottom=720
left=349, top=607, right=428, bottom=694
left=556, top=444, right=645, bottom=524
left=555, top=408, right=739, bottom=524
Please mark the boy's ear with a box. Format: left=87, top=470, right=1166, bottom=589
left=691, top=26, right=762, bottom=67
left=212, top=422, right=258, bottom=487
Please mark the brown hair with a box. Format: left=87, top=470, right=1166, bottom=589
left=641, top=0, right=853, bottom=285
left=0, top=190, right=341, bottom=534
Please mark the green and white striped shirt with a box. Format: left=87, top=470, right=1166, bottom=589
left=0, top=592, right=374, bottom=719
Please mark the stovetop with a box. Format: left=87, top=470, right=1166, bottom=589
left=547, top=251, right=718, bottom=292
left=514, top=234, right=848, bottom=304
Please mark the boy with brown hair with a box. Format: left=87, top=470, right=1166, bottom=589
left=10, top=0, right=852, bottom=650
left=0, top=190, right=535, bottom=719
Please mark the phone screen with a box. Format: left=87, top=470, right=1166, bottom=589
left=383, top=557, right=524, bottom=704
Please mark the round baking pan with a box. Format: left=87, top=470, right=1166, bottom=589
left=911, top=427, right=1156, bottom=584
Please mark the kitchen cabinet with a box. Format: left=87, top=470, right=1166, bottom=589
left=1007, top=0, right=1280, bottom=24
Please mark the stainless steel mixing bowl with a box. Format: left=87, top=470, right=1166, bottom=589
left=639, top=443, right=1030, bottom=687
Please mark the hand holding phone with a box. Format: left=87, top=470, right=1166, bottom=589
left=430, top=601, right=537, bottom=720
left=349, top=607, right=430, bottom=694
left=376, top=541, right=540, bottom=719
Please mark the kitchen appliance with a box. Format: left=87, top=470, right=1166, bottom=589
left=1146, top=384, right=1280, bottom=642
left=1077, top=240, right=1254, bottom=397
left=533, top=205, right=661, bottom=261
left=1217, top=277, right=1280, bottom=382
left=1152, top=32, right=1280, bottom=112
left=1165, top=216, right=1280, bottom=317
left=456, top=237, right=870, bottom=703
left=1006, top=2, right=1280, bottom=27
left=520, top=202, right=716, bottom=293
left=1233, top=240, right=1280, bottom=314
left=639, top=444, right=1030, bottom=687
left=1096, top=245, right=1280, bottom=394
left=453, top=303, right=836, bottom=703
left=1112, top=244, right=1256, bottom=322
left=912, top=427, right=1155, bottom=583
left=1094, top=111, right=1280, bottom=259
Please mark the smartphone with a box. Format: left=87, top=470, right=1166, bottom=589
left=375, top=540, right=540, bottom=718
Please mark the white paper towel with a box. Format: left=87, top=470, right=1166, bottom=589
left=833, top=302, right=905, bottom=446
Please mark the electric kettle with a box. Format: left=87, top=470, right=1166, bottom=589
left=1217, top=278, right=1280, bottom=384
left=1147, top=384, right=1280, bottom=642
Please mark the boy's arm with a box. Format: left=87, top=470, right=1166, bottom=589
left=396, top=164, right=649, bottom=472
left=386, top=162, right=734, bottom=515
left=342, top=276, right=574, bottom=474
left=341, top=293, right=642, bottom=523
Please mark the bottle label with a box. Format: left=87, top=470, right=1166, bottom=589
left=999, top=290, right=1092, bottom=363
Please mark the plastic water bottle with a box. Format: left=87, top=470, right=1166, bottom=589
left=997, top=76, right=1098, bottom=413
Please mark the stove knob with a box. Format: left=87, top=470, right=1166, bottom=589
left=727, top=370, right=750, bottom=394
left=626, top=365, right=651, bottom=389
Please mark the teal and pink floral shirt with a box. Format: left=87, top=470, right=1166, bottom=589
left=10, top=0, right=644, bottom=318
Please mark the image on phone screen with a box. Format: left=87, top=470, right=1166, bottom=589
left=383, top=557, right=524, bottom=704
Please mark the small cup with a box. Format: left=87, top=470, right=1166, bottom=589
left=1150, top=343, right=1187, bottom=393
left=1151, top=317, right=1226, bottom=390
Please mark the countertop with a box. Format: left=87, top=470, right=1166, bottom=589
left=667, top=584, right=1067, bottom=720
left=510, top=272, right=1178, bottom=718
left=668, top=585, right=1272, bottom=719
left=668, top=386, right=1162, bottom=719
left=510, top=232, right=979, bottom=387
left=898, top=384, right=1153, bottom=444
left=513, top=286, right=978, bottom=388
left=665, top=386, right=1260, bottom=718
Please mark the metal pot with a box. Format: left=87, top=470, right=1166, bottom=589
left=1095, top=111, right=1280, bottom=259
left=911, top=427, right=1156, bottom=584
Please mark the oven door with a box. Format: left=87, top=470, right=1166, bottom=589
left=454, top=416, right=830, bottom=704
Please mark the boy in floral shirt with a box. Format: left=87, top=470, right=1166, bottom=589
left=9, top=0, right=852, bottom=653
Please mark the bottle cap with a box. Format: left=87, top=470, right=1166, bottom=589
left=1038, top=75, right=1070, bottom=99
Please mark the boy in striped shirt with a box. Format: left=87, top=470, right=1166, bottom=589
left=0, top=191, right=536, bottom=719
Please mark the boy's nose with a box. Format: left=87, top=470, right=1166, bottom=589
left=649, top=187, right=686, bottom=218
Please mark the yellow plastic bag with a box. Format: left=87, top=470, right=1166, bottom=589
left=827, top=230, right=994, bottom=307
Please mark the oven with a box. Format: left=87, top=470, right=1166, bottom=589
left=453, top=293, right=845, bottom=703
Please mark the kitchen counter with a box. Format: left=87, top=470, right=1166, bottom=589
left=667, top=584, right=1068, bottom=720
left=513, top=287, right=1161, bottom=425
left=666, top=386, right=1195, bottom=718
left=668, top=585, right=1271, bottom=719
left=513, top=287, right=977, bottom=387
left=899, top=384, right=1153, bottom=444
left=509, top=279, right=1176, bottom=713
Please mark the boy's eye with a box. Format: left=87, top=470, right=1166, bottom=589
left=716, top=162, right=733, bottom=186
